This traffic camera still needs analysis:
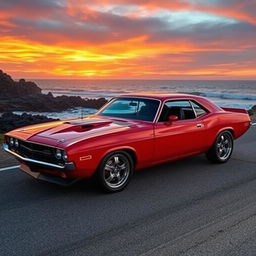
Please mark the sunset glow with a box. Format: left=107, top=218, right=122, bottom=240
left=0, top=0, right=256, bottom=79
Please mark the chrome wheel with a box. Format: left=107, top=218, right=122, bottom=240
left=206, top=130, right=233, bottom=163
left=102, top=153, right=131, bottom=190
left=216, top=133, right=232, bottom=161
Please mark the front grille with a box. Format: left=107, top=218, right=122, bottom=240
left=15, top=140, right=61, bottom=165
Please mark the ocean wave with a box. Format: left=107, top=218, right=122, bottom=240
left=43, top=88, right=256, bottom=101
left=201, top=92, right=256, bottom=101
left=42, top=89, right=130, bottom=99
left=40, top=86, right=256, bottom=111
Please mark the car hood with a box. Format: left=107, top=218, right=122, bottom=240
left=8, top=116, right=138, bottom=148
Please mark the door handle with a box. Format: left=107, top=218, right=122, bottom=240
left=196, top=123, right=203, bottom=128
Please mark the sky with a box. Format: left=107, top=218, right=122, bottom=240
left=0, top=0, right=256, bottom=79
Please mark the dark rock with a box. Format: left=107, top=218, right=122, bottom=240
left=0, top=70, right=108, bottom=112
left=0, top=71, right=41, bottom=96
left=248, top=105, right=256, bottom=122
left=248, top=105, right=256, bottom=116
left=47, top=92, right=54, bottom=98
left=0, top=112, right=58, bottom=133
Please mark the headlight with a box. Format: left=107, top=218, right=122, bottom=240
left=62, top=151, right=68, bottom=161
left=55, top=149, right=62, bottom=160
left=14, top=138, right=19, bottom=147
left=10, top=137, right=14, bottom=146
left=55, top=149, right=68, bottom=161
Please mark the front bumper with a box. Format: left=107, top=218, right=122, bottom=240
left=20, top=163, right=80, bottom=186
left=2, top=143, right=75, bottom=171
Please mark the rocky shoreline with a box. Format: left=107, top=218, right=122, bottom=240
left=0, top=70, right=108, bottom=133
left=0, top=70, right=107, bottom=112
left=0, top=112, right=58, bottom=134
left=0, top=70, right=255, bottom=134
left=248, top=106, right=256, bottom=122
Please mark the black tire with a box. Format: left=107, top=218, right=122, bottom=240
left=206, top=130, right=233, bottom=163
left=96, top=151, right=134, bottom=193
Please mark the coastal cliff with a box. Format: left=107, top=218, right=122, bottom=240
left=0, top=70, right=107, bottom=112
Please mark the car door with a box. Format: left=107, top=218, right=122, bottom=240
left=153, top=100, right=208, bottom=162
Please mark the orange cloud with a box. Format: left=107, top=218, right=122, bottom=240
left=0, top=0, right=256, bottom=79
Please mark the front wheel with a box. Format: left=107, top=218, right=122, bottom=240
left=96, top=151, right=134, bottom=192
left=206, top=131, right=233, bottom=163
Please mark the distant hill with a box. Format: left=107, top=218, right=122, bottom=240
left=0, top=70, right=107, bottom=112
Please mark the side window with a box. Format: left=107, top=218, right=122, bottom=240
left=158, top=100, right=196, bottom=122
left=191, top=101, right=208, bottom=117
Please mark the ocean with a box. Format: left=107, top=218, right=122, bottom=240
left=15, top=79, right=256, bottom=119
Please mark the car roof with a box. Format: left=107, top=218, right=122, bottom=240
left=119, top=92, right=222, bottom=112
left=119, top=92, right=204, bottom=101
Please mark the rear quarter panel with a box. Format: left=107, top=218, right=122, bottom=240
left=202, top=111, right=251, bottom=149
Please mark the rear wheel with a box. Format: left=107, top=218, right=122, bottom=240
left=97, top=151, right=134, bottom=192
left=206, top=131, right=233, bottom=163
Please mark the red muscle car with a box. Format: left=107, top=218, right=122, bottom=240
left=3, top=93, right=251, bottom=192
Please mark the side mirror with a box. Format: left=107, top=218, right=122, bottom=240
left=168, top=115, right=178, bottom=123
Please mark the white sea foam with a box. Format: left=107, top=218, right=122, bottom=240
left=200, top=92, right=256, bottom=101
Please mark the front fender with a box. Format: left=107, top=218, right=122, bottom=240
left=69, top=145, right=138, bottom=178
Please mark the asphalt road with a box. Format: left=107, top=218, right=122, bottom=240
left=1, top=126, right=256, bottom=256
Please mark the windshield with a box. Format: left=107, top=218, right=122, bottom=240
left=97, top=97, right=160, bottom=122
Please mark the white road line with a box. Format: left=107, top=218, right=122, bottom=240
left=0, top=165, right=20, bottom=172
left=252, top=123, right=256, bottom=126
